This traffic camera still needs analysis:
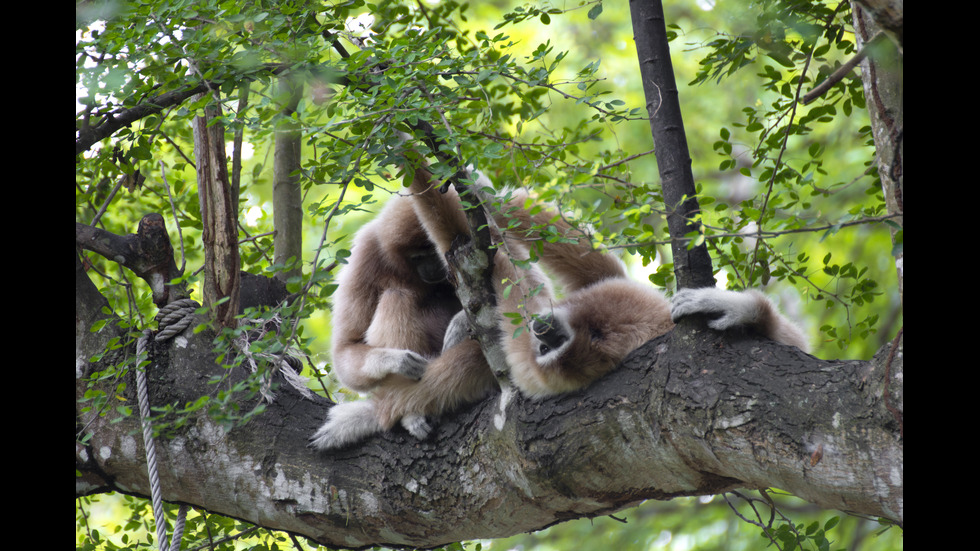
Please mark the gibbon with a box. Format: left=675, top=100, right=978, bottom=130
left=312, top=193, right=500, bottom=450
left=310, top=166, right=809, bottom=450
left=328, top=196, right=459, bottom=391
left=323, top=195, right=485, bottom=442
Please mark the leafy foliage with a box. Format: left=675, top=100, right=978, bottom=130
left=76, top=0, right=901, bottom=549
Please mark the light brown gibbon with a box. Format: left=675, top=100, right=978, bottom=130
left=310, top=167, right=809, bottom=450
left=320, top=194, right=495, bottom=445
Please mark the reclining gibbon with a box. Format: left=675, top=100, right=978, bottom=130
left=310, top=166, right=809, bottom=451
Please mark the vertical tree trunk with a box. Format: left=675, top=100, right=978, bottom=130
left=193, top=92, right=240, bottom=328
left=230, top=82, right=251, bottom=216
left=628, top=0, right=715, bottom=290
left=852, top=3, right=903, bottom=302
left=273, top=77, right=304, bottom=285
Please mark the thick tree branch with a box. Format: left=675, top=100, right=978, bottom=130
left=76, top=279, right=903, bottom=549
left=75, top=214, right=187, bottom=306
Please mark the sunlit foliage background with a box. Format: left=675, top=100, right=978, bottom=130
left=76, top=0, right=902, bottom=549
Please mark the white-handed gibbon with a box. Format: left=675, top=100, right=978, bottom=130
left=322, top=195, right=493, bottom=444
left=311, top=193, right=501, bottom=450
left=328, top=196, right=459, bottom=392
left=310, top=166, right=809, bottom=450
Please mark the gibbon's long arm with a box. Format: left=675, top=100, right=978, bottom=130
left=671, top=288, right=810, bottom=353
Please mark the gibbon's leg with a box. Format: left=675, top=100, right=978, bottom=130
left=400, top=414, right=432, bottom=440
left=670, top=287, right=810, bottom=352
left=484, top=187, right=628, bottom=292
left=390, top=310, right=474, bottom=440
left=309, top=400, right=383, bottom=451
left=311, top=343, right=495, bottom=448
left=372, top=337, right=498, bottom=435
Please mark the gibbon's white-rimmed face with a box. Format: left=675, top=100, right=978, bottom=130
left=530, top=308, right=574, bottom=365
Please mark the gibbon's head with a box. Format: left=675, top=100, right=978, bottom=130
left=370, top=197, right=449, bottom=282
left=522, top=278, right=673, bottom=396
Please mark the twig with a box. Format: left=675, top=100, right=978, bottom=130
left=802, top=33, right=888, bottom=105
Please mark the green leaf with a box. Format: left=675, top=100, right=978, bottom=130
left=588, top=3, right=604, bottom=20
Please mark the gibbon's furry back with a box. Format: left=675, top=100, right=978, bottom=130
left=310, top=166, right=809, bottom=450
left=328, top=197, right=462, bottom=392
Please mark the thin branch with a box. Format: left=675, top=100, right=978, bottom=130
left=802, top=33, right=889, bottom=105
left=76, top=82, right=208, bottom=155
left=749, top=3, right=845, bottom=273
left=603, top=213, right=902, bottom=250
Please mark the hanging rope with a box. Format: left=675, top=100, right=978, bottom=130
left=135, top=330, right=168, bottom=551
left=134, top=296, right=309, bottom=550
left=135, top=299, right=200, bottom=551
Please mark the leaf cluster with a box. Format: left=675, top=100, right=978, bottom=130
left=673, top=0, right=892, bottom=353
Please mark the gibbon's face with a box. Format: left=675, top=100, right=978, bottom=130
left=528, top=279, right=673, bottom=392
left=410, top=247, right=448, bottom=284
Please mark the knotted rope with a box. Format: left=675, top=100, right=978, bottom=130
left=135, top=299, right=199, bottom=551
left=134, top=297, right=309, bottom=550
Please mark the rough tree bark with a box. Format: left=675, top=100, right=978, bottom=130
left=74, top=216, right=904, bottom=546
left=192, top=92, right=241, bottom=328
left=852, top=1, right=903, bottom=301
left=74, top=219, right=904, bottom=547
left=76, top=271, right=903, bottom=548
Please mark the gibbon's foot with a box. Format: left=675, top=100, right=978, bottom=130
left=441, top=310, right=471, bottom=353
left=401, top=414, right=433, bottom=440
left=670, top=287, right=763, bottom=330
left=309, top=401, right=383, bottom=451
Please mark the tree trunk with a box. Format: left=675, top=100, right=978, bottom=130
left=629, top=0, right=716, bottom=290
left=273, top=77, right=304, bottom=284
left=853, top=0, right=903, bottom=47
left=192, top=93, right=241, bottom=327
left=852, top=2, right=903, bottom=302
left=76, top=286, right=904, bottom=548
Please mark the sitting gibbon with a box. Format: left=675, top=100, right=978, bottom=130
left=319, top=195, right=494, bottom=446
left=310, top=166, right=809, bottom=450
